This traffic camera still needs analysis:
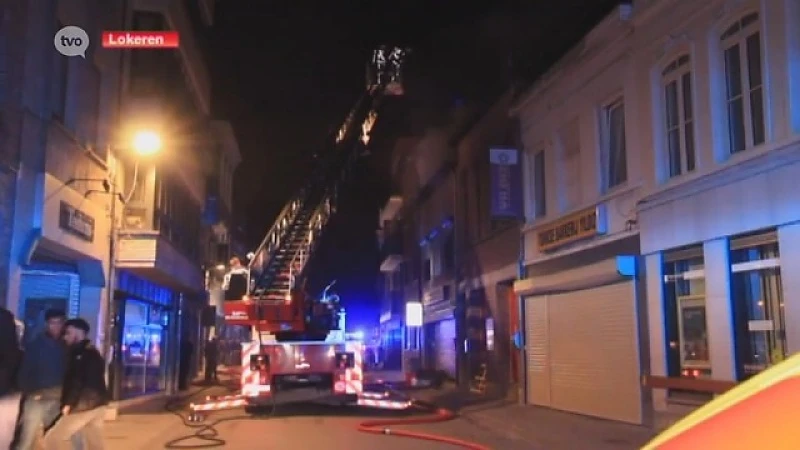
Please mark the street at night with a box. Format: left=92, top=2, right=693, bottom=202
left=2, top=0, right=800, bottom=449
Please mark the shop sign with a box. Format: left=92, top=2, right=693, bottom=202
left=489, top=148, right=523, bottom=219
left=59, top=201, right=95, bottom=242
left=536, top=206, right=606, bottom=252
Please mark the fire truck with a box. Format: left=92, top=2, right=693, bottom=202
left=196, top=49, right=409, bottom=413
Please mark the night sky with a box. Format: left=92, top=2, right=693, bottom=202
left=205, top=1, right=621, bottom=330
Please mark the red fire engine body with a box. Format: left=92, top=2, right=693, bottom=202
left=194, top=50, right=409, bottom=413
left=220, top=288, right=375, bottom=409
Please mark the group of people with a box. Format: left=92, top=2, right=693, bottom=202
left=0, top=306, right=109, bottom=450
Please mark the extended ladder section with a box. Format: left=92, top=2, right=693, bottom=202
left=223, top=86, right=386, bottom=338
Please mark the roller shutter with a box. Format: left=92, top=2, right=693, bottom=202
left=524, top=282, right=642, bottom=424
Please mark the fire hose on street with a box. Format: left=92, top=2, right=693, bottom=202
left=161, top=380, right=491, bottom=449
left=356, top=396, right=492, bottom=450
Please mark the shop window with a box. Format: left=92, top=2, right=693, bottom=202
left=663, top=245, right=711, bottom=401
left=729, top=230, right=785, bottom=380
left=120, top=299, right=169, bottom=399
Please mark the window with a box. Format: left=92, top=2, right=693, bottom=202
left=422, top=259, right=431, bottom=282
left=663, top=55, right=696, bottom=178
left=52, top=22, right=69, bottom=122
left=459, top=169, right=471, bottom=242
left=559, top=119, right=581, bottom=210
left=442, top=234, right=454, bottom=272
left=663, top=245, right=710, bottom=401
left=601, top=99, right=627, bottom=190
left=721, top=12, right=765, bottom=154
left=729, top=230, right=785, bottom=380
left=154, top=175, right=202, bottom=261
left=532, top=150, right=546, bottom=218
left=130, top=12, right=168, bottom=95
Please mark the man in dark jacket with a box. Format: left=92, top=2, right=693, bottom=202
left=0, top=306, right=21, bottom=397
left=15, top=308, right=69, bottom=449
left=42, top=318, right=108, bottom=450
left=1, top=306, right=23, bottom=450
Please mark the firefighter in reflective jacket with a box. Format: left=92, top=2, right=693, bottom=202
left=222, top=256, right=249, bottom=301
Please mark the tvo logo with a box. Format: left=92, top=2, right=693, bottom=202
left=54, top=26, right=90, bottom=58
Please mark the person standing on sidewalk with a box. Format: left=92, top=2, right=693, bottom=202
left=204, top=337, right=219, bottom=384
left=15, top=308, right=69, bottom=450
left=0, top=306, right=23, bottom=450
left=42, top=318, right=109, bottom=450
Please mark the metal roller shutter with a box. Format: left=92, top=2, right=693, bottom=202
left=525, top=295, right=550, bottom=406
left=524, top=282, right=641, bottom=424
left=434, top=318, right=457, bottom=379
left=20, top=271, right=80, bottom=317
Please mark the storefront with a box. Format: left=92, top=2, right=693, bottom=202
left=639, top=148, right=800, bottom=424
left=114, top=270, right=179, bottom=400
left=422, top=285, right=457, bottom=379
left=378, top=316, right=404, bottom=371
left=10, top=174, right=109, bottom=343
left=515, top=206, right=645, bottom=425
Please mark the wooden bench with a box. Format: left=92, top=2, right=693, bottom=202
left=642, top=375, right=737, bottom=395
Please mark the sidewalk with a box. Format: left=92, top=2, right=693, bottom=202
left=104, top=381, right=234, bottom=449
left=412, top=385, right=655, bottom=450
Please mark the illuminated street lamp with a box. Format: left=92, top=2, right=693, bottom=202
left=132, top=130, right=162, bottom=156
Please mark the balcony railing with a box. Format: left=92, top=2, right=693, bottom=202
left=379, top=227, right=403, bottom=272
left=116, top=229, right=204, bottom=292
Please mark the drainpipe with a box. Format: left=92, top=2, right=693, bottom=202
left=452, top=163, right=467, bottom=387
left=517, top=230, right=526, bottom=404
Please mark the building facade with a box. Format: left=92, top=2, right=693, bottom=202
left=511, top=3, right=644, bottom=425
left=632, top=0, right=800, bottom=428
left=110, top=0, right=219, bottom=400
left=383, top=126, right=461, bottom=381
left=512, top=0, right=800, bottom=427
left=1, top=0, right=124, bottom=349
left=455, top=89, right=520, bottom=393
left=203, top=120, right=244, bottom=342
left=377, top=195, right=405, bottom=371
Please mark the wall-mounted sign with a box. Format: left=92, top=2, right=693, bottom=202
left=489, top=148, right=523, bottom=219
left=536, top=206, right=607, bottom=252
left=59, top=201, right=95, bottom=242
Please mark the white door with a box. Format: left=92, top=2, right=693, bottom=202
left=525, top=282, right=642, bottom=424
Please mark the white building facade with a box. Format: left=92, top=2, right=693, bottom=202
left=512, top=0, right=800, bottom=427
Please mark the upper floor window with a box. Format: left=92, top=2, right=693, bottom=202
left=663, top=54, right=696, bottom=178
left=721, top=12, right=765, bottom=154
left=531, top=150, right=546, bottom=218
left=559, top=119, right=582, bottom=210
left=601, top=99, right=627, bottom=191
left=53, top=22, right=69, bottom=122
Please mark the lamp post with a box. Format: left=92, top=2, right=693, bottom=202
left=104, top=130, right=162, bottom=401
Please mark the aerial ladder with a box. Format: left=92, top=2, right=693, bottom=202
left=201, top=48, right=410, bottom=412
